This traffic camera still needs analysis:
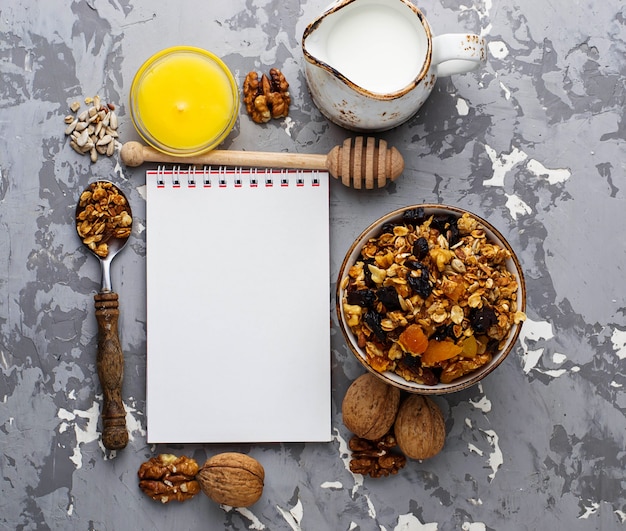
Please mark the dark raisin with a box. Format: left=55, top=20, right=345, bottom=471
left=430, top=214, right=454, bottom=233
left=362, top=259, right=375, bottom=288
left=401, top=207, right=426, bottom=226
left=432, top=323, right=456, bottom=341
left=376, top=286, right=401, bottom=312
left=412, top=237, right=429, bottom=260
left=347, top=289, right=377, bottom=308
left=407, top=262, right=433, bottom=299
left=469, top=306, right=497, bottom=334
left=408, top=273, right=433, bottom=299
left=431, top=214, right=461, bottom=246
left=363, top=310, right=387, bottom=342
left=380, top=222, right=397, bottom=235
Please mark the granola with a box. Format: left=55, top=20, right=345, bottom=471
left=340, top=208, right=526, bottom=385
left=76, top=181, right=132, bottom=258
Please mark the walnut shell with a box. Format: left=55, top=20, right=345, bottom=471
left=342, top=373, right=401, bottom=440
left=197, top=452, right=264, bottom=508
left=394, top=395, right=445, bottom=460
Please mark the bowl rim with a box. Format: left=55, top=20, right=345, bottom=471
left=129, top=45, right=239, bottom=157
left=335, top=203, right=526, bottom=394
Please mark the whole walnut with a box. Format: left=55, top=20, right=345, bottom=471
left=342, top=373, right=401, bottom=440
left=197, top=452, right=264, bottom=508
left=394, top=395, right=446, bottom=460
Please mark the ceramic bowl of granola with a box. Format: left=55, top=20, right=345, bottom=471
left=337, top=204, right=526, bottom=394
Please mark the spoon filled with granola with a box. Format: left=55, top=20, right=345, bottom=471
left=76, top=180, right=133, bottom=450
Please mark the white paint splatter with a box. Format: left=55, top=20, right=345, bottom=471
left=488, top=40, right=509, bottom=59
left=462, top=523, right=487, bottom=531
left=465, top=418, right=473, bottom=428
left=394, top=514, right=438, bottom=530
left=276, top=498, right=304, bottom=531
left=481, top=429, right=503, bottom=481
left=610, top=381, right=622, bottom=388
left=136, top=184, right=147, bottom=201
left=321, top=481, right=343, bottom=489
left=467, top=498, right=483, bottom=506
left=615, top=509, right=626, bottom=523
left=553, top=353, right=567, bottom=364
left=334, top=428, right=364, bottom=495
left=469, top=395, right=492, bottom=413
left=456, top=97, right=469, bottom=116
left=234, top=507, right=266, bottom=530
left=57, top=398, right=145, bottom=468
left=522, top=348, right=544, bottom=375
left=518, top=318, right=554, bottom=373
left=499, top=81, right=511, bottom=100
left=527, top=159, right=571, bottom=185
left=578, top=500, right=600, bottom=519
left=483, top=145, right=528, bottom=187
left=468, top=443, right=484, bottom=456
left=459, top=0, right=492, bottom=37
left=505, top=193, right=532, bottom=219
left=366, top=495, right=377, bottom=519
left=283, top=116, right=296, bottom=137
left=611, top=328, right=626, bottom=360
left=57, top=402, right=100, bottom=469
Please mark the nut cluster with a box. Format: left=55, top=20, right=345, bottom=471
left=243, top=68, right=291, bottom=123
left=138, top=454, right=201, bottom=504
left=342, top=374, right=446, bottom=477
left=137, top=452, right=265, bottom=508
left=76, top=181, right=132, bottom=258
left=349, top=433, right=407, bottom=478
left=64, top=95, right=119, bottom=162
left=341, top=209, right=526, bottom=385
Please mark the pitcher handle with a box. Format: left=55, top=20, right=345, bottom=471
left=431, top=33, right=486, bottom=77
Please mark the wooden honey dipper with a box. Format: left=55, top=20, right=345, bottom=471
left=120, top=137, right=404, bottom=189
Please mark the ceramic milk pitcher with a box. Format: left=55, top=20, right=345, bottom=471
left=302, top=0, right=486, bottom=131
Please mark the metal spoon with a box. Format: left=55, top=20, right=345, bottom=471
left=76, top=180, right=132, bottom=450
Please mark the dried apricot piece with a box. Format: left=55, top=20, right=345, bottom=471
left=461, top=335, right=478, bottom=358
left=398, top=324, right=429, bottom=355
left=421, top=339, right=463, bottom=366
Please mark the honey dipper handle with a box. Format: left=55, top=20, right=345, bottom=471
left=94, top=292, right=128, bottom=450
left=121, top=141, right=328, bottom=170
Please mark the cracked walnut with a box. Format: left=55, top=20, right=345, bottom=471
left=243, top=68, right=291, bottom=123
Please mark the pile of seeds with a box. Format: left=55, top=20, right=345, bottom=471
left=64, top=96, right=119, bottom=162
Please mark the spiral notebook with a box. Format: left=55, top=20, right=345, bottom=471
left=145, top=167, right=331, bottom=443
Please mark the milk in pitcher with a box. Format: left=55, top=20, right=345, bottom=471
left=323, top=1, right=428, bottom=94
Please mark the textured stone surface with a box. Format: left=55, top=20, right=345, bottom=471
left=1, top=0, right=625, bottom=529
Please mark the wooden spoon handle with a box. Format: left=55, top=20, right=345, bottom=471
left=94, top=292, right=128, bottom=450
left=121, top=141, right=328, bottom=170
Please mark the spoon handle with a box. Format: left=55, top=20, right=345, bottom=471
left=94, top=292, right=128, bottom=450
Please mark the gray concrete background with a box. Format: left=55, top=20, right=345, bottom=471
left=1, top=0, right=625, bottom=529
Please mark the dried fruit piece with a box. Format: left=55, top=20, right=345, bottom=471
left=397, top=324, right=429, bottom=355
left=197, top=453, right=264, bottom=508
left=394, top=395, right=445, bottom=460
left=421, top=339, right=463, bottom=366
left=342, top=373, right=400, bottom=440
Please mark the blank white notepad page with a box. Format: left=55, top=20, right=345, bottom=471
left=145, top=168, right=331, bottom=443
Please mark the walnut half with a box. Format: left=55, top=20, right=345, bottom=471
left=348, top=433, right=407, bottom=478
left=243, top=68, right=291, bottom=124
left=138, top=454, right=201, bottom=504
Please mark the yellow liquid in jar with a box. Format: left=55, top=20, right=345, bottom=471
left=134, top=50, right=236, bottom=152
